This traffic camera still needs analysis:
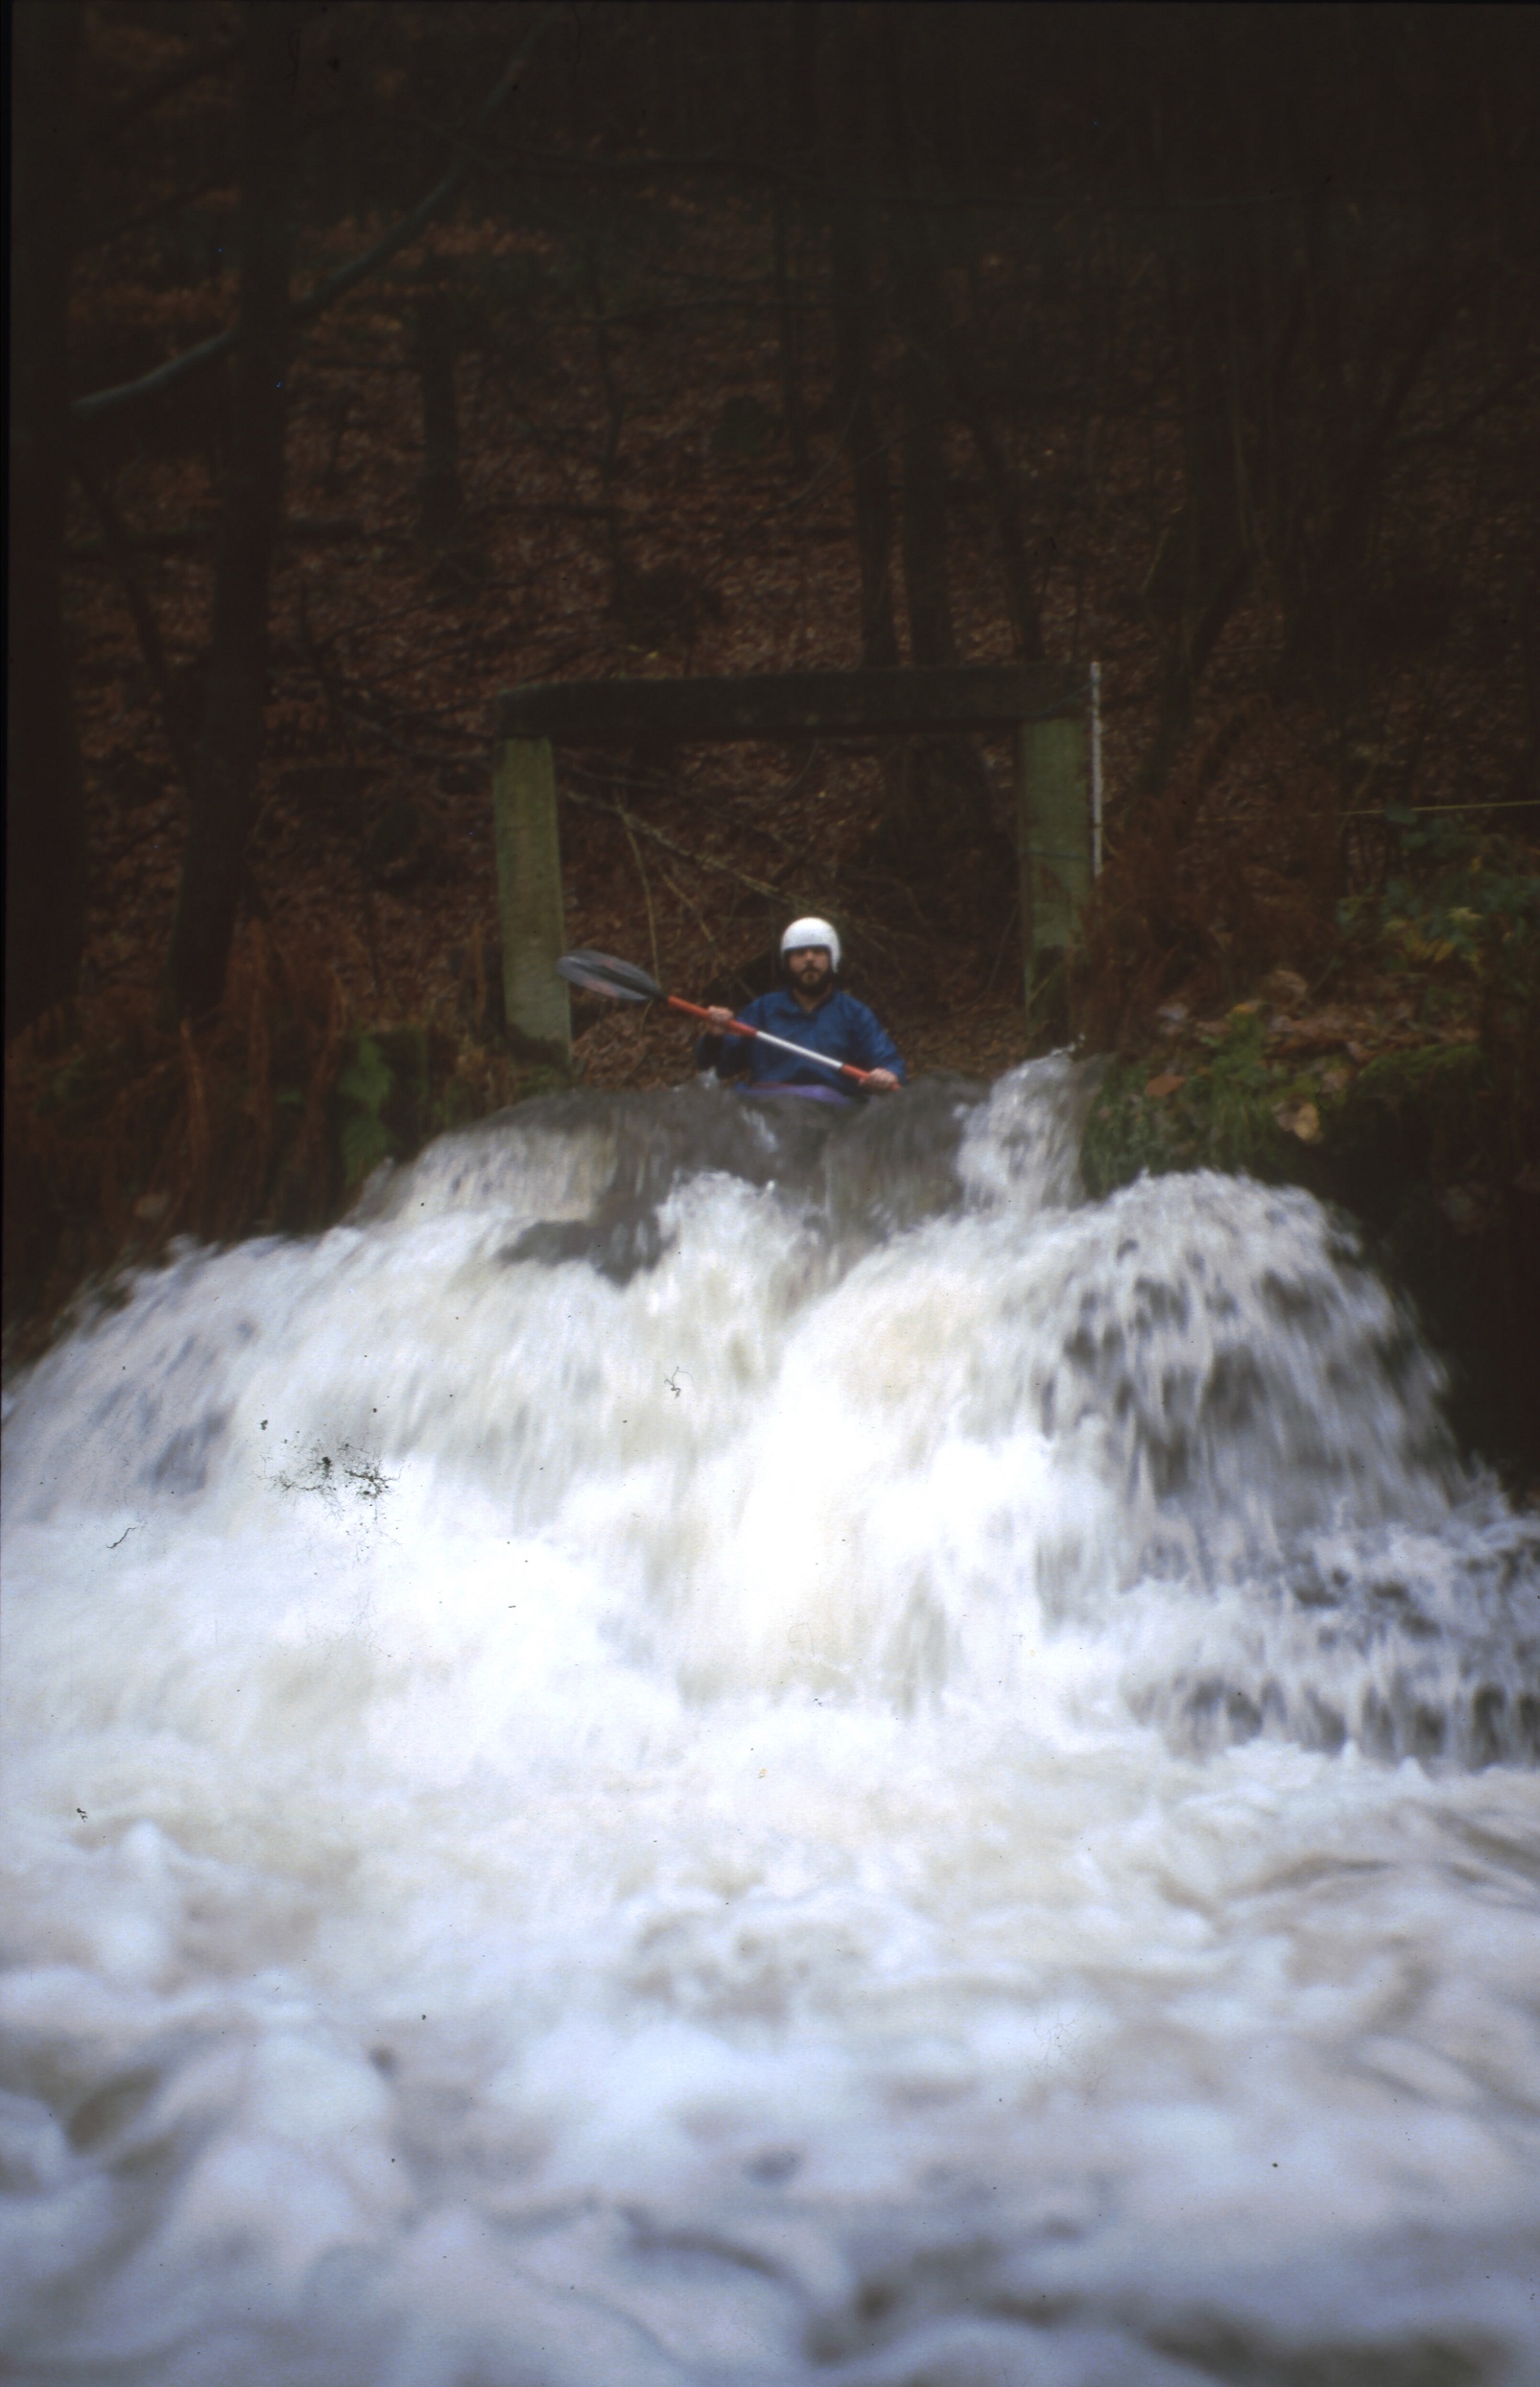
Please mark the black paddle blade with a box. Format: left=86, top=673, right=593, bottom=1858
left=556, top=948, right=664, bottom=1004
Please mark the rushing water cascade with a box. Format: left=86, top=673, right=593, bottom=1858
left=3, top=1060, right=1538, bottom=2387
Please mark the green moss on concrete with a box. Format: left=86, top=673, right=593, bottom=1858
left=1082, top=1010, right=1335, bottom=1196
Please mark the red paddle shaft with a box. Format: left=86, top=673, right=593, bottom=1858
left=665, top=995, right=882, bottom=1089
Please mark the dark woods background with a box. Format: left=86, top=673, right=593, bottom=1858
left=7, top=1, right=1540, bottom=1462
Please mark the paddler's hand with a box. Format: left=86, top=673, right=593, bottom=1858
left=704, top=1006, right=737, bottom=1033
left=865, top=1068, right=900, bottom=1093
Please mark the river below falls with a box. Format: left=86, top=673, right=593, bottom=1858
left=3, top=1060, right=1538, bottom=2387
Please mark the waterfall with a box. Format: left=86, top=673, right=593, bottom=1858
left=4, top=1062, right=1537, bottom=2385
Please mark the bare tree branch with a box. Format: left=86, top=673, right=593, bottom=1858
left=72, top=325, right=238, bottom=425
left=71, top=5, right=564, bottom=426
left=560, top=788, right=786, bottom=902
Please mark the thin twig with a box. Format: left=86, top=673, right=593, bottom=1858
left=656, top=864, right=726, bottom=967
left=1342, top=798, right=1540, bottom=818
left=559, top=787, right=785, bottom=901
left=320, top=698, right=479, bottom=773
left=619, top=810, right=661, bottom=987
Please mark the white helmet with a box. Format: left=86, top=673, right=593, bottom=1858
left=780, top=916, right=841, bottom=972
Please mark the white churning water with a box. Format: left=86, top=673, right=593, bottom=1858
left=3, top=1060, right=1538, bottom=2387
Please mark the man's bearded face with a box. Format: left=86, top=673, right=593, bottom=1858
left=787, top=945, right=833, bottom=995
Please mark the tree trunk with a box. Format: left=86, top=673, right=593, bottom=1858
left=1133, top=236, right=1301, bottom=806
left=821, top=9, right=897, bottom=670
left=582, top=236, right=628, bottom=617
left=890, top=341, right=1005, bottom=917
left=769, top=7, right=816, bottom=477
left=7, top=1, right=86, bottom=1038
left=72, top=450, right=196, bottom=789
left=1142, top=253, right=1245, bottom=624
left=897, top=346, right=956, bottom=670
left=771, top=194, right=810, bottom=477
left=886, top=139, right=1002, bottom=879
left=884, top=105, right=1045, bottom=666
left=829, top=207, right=897, bottom=669
left=415, top=275, right=465, bottom=544
left=168, top=2, right=299, bottom=1017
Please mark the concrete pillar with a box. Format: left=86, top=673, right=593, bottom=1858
left=1016, top=709, right=1090, bottom=1014
left=492, top=736, right=571, bottom=1062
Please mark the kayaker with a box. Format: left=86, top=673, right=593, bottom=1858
left=696, top=918, right=906, bottom=1102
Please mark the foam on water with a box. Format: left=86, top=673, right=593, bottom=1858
left=3, top=1062, right=1538, bottom=2386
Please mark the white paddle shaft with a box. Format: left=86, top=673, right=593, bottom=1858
left=666, top=996, right=877, bottom=1088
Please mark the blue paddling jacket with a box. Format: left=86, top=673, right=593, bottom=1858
left=695, top=986, right=906, bottom=1095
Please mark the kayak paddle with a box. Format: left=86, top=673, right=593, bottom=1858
left=556, top=948, right=887, bottom=1090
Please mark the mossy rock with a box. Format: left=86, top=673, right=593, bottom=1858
left=1081, top=1012, right=1316, bottom=1197
left=1082, top=1022, right=1491, bottom=1211
left=333, top=1025, right=431, bottom=1187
